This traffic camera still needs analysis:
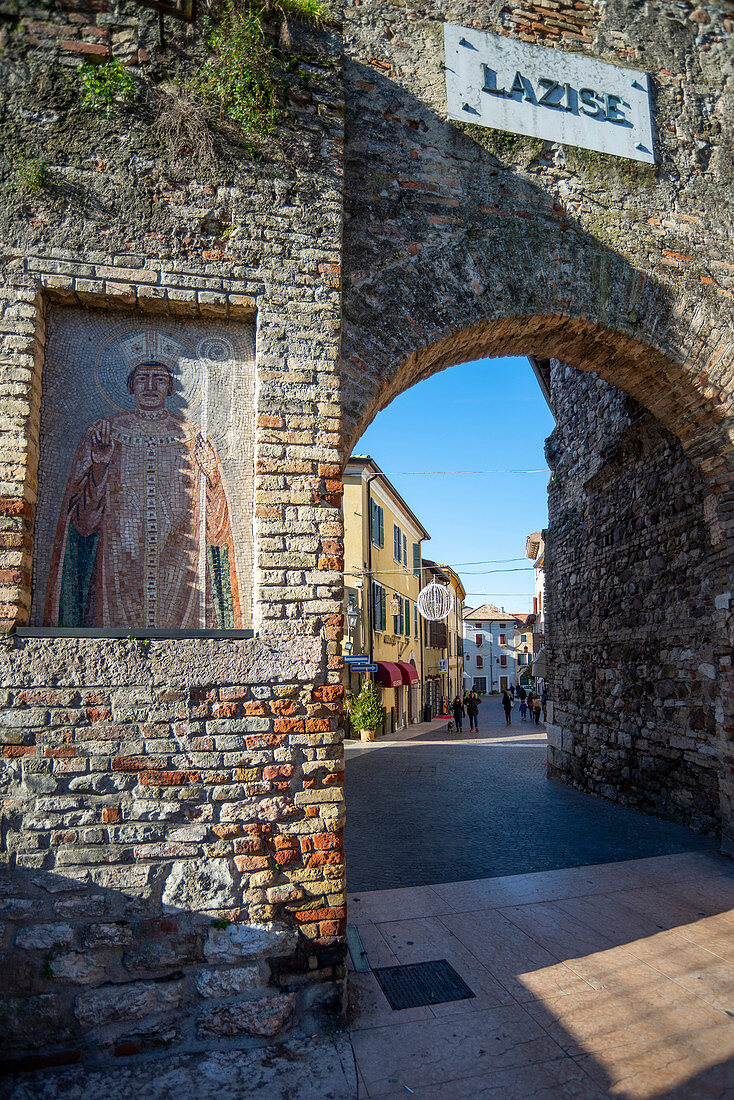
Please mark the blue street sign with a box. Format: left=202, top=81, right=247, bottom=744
left=363, top=664, right=378, bottom=673
left=345, top=655, right=370, bottom=665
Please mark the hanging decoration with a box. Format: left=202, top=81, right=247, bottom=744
left=417, top=579, right=455, bottom=621
left=389, top=595, right=401, bottom=615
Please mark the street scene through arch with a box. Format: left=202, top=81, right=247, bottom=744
left=342, top=350, right=724, bottom=892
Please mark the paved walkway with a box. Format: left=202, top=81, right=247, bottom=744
left=347, top=851, right=734, bottom=1098
left=344, top=704, right=718, bottom=892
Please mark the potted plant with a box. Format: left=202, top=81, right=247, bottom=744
left=346, top=679, right=385, bottom=742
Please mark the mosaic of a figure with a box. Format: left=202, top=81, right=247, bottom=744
left=43, top=338, right=241, bottom=630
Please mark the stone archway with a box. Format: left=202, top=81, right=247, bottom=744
left=340, top=0, right=734, bottom=845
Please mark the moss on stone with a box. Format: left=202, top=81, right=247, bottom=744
left=565, top=145, right=659, bottom=189
left=460, top=124, right=547, bottom=167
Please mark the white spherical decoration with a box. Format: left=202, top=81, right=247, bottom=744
left=417, top=580, right=455, bottom=621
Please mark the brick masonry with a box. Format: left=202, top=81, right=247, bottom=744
left=0, top=0, right=733, bottom=1071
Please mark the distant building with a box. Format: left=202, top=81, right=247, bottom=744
left=525, top=530, right=547, bottom=685
left=525, top=530, right=545, bottom=639
left=342, top=455, right=429, bottom=735
left=421, top=559, right=465, bottom=716
left=462, top=604, right=524, bottom=693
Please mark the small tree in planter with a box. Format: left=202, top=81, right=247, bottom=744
left=346, top=679, right=385, bottom=742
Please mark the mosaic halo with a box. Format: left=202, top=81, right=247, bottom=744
left=197, top=336, right=235, bottom=364
left=94, top=329, right=202, bottom=413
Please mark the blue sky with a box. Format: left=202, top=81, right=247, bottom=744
left=354, top=356, right=555, bottom=613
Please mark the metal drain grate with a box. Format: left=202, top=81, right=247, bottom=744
left=373, top=959, right=475, bottom=1010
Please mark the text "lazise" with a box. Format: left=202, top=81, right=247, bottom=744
left=481, top=65, right=631, bottom=126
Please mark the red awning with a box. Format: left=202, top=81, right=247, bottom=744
left=375, top=661, right=403, bottom=687
left=395, top=661, right=419, bottom=685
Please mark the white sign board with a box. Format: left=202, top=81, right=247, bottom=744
left=444, top=24, right=655, bottom=164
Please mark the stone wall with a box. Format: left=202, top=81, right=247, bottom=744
left=0, top=0, right=347, bottom=1070
left=0, top=634, right=346, bottom=1070
left=545, top=362, right=727, bottom=835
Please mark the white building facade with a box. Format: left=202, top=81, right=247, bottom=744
left=462, top=605, right=526, bottom=693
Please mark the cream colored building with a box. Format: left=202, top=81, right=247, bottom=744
left=342, top=456, right=430, bottom=735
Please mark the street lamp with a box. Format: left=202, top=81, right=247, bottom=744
left=346, top=601, right=358, bottom=643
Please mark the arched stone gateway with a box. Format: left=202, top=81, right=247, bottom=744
left=0, top=0, right=732, bottom=1071
left=340, top=0, right=734, bottom=848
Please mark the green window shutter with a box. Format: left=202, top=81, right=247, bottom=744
left=405, top=599, right=410, bottom=636
left=412, top=542, right=420, bottom=577
left=414, top=604, right=418, bottom=637
left=381, top=590, right=386, bottom=631
left=393, top=524, right=400, bottom=560
left=402, top=533, right=407, bottom=565
left=378, top=507, right=384, bottom=547
left=372, top=581, right=378, bottom=627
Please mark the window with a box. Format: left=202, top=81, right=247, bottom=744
left=458, top=636, right=464, bottom=657
left=475, top=633, right=482, bottom=646
left=499, top=634, right=506, bottom=645
left=414, top=604, right=418, bottom=638
left=371, top=582, right=387, bottom=631
left=412, top=542, right=421, bottom=577
left=518, top=653, right=526, bottom=665
left=373, top=583, right=387, bottom=631
left=499, top=622, right=506, bottom=629
left=476, top=655, right=483, bottom=668
left=393, top=523, right=401, bottom=562
left=404, top=598, right=410, bottom=637
left=500, top=655, right=507, bottom=667
left=393, top=595, right=403, bottom=635
left=473, top=677, right=487, bottom=693
left=466, top=654, right=471, bottom=664
left=370, top=500, right=384, bottom=548
left=521, top=633, right=527, bottom=643
left=402, top=533, right=408, bottom=566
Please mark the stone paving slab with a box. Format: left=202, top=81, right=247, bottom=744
left=344, top=708, right=719, bottom=892
left=0, top=1036, right=358, bottom=1100
left=347, top=852, right=734, bottom=1099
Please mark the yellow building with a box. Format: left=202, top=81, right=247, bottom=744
left=342, top=456, right=430, bottom=735
left=421, top=560, right=466, bottom=716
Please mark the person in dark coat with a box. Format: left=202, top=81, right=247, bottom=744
left=501, top=689, right=512, bottom=725
left=532, top=695, right=542, bottom=725
left=452, top=695, right=465, bottom=733
left=518, top=685, right=527, bottom=704
left=466, top=691, right=480, bottom=732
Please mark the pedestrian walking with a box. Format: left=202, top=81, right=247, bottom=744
left=502, top=689, right=512, bottom=725
left=518, top=685, right=526, bottom=704
left=519, top=699, right=528, bottom=721
left=532, top=695, right=542, bottom=725
left=509, top=684, right=515, bottom=700
left=452, top=695, right=465, bottom=734
left=526, top=691, right=534, bottom=715
left=466, top=691, right=480, bottom=732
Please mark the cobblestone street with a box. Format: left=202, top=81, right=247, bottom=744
left=345, top=701, right=719, bottom=892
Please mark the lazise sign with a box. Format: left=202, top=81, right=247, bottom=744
left=444, top=24, right=655, bottom=164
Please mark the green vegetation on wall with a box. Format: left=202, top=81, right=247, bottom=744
left=78, top=58, right=135, bottom=117
left=196, top=0, right=330, bottom=135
